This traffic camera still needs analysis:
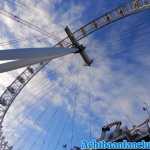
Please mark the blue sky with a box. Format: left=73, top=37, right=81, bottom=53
left=0, top=0, right=150, bottom=150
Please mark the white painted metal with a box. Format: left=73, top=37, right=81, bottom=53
left=0, top=47, right=77, bottom=73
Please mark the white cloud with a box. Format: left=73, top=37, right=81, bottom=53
left=0, top=0, right=149, bottom=148
left=0, top=0, right=87, bottom=146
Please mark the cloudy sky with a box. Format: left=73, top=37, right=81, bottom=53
left=0, top=0, right=150, bottom=149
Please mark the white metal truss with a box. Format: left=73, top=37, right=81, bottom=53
left=0, top=0, right=149, bottom=148
left=0, top=47, right=77, bottom=73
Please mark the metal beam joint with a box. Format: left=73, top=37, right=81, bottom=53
left=65, top=26, right=93, bottom=66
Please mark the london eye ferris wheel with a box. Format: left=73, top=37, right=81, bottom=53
left=0, top=0, right=150, bottom=149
